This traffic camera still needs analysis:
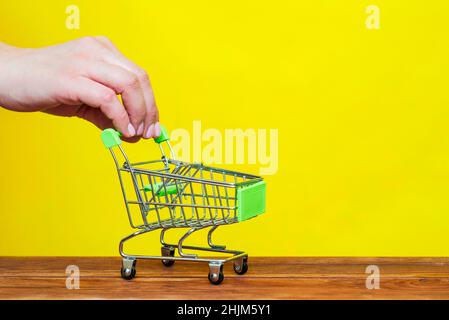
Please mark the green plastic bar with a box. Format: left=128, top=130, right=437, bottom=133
left=101, top=128, right=122, bottom=148
left=143, top=182, right=178, bottom=196
left=237, top=181, right=266, bottom=222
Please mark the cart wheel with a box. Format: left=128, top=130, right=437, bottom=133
left=121, top=259, right=136, bottom=280
left=161, top=246, right=175, bottom=267
left=208, top=265, right=224, bottom=285
left=233, top=257, right=248, bottom=275
left=121, top=266, right=136, bottom=280
left=162, top=259, right=175, bottom=267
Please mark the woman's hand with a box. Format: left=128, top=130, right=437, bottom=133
left=0, top=37, right=160, bottom=139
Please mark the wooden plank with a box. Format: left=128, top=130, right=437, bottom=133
left=0, top=257, right=449, bottom=299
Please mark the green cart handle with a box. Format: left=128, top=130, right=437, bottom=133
left=101, top=125, right=169, bottom=148
left=153, top=125, right=169, bottom=144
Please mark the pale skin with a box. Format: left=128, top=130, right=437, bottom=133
left=0, top=36, right=160, bottom=140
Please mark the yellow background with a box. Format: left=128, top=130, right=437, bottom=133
left=1, top=1, right=449, bottom=256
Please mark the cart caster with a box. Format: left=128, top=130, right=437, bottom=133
left=233, top=256, right=248, bottom=275
left=161, top=246, right=175, bottom=267
left=121, top=259, right=136, bottom=280
left=208, top=263, right=224, bottom=285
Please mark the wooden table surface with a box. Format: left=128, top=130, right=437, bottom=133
left=1, top=257, right=449, bottom=299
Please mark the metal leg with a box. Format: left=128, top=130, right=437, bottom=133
left=119, top=227, right=155, bottom=258
left=207, top=225, right=226, bottom=249
left=178, top=227, right=203, bottom=258
left=160, top=228, right=170, bottom=247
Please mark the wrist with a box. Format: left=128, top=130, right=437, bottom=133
left=0, top=42, right=22, bottom=110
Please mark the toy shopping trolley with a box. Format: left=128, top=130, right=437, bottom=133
left=101, top=125, right=266, bottom=284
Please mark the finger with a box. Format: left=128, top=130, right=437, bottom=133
left=73, top=105, right=141, bottom=143
left=44, top=104, right=114, bottom=130
left=66, top=77, right=135, bottom=137
left=94, top=37, right=159, bottom=138
left=82, top=60, right=147, bottom=135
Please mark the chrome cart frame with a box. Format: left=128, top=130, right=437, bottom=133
left=101, top=126, right=266, bottom=284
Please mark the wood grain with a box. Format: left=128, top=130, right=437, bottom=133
left=1, top=257, right=449, bottom=299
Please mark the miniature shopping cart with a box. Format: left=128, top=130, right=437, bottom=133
left=101, top=126, right=266, bottom=284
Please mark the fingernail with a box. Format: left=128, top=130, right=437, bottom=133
left=137, top=122, right=144, bottom=135
left=127, top=123, right=136, bottom=137
left=154, top=122, right=161, bottom=137
left=144, top=123, right=154, bottom=139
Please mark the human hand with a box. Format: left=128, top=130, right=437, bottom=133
left=0, top=37, right=160, bottom=139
